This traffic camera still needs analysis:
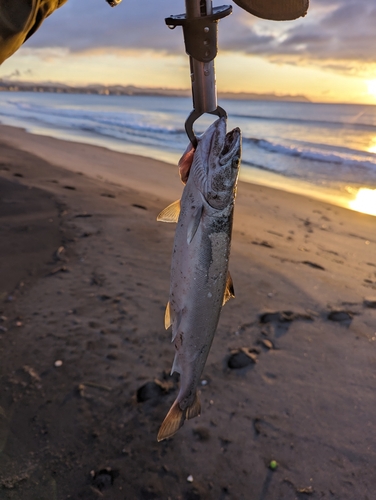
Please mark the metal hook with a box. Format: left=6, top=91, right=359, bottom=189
left=166, top=3, right=231, bottom=146
left=185, top=105, right=227, bottom=148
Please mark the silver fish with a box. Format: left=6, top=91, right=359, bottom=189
left=157, top=118, right=241, bottom=441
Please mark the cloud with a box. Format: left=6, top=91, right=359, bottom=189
left=24, top=0, right=376, bottom=75
left=25, top=0, right=186, bottom=53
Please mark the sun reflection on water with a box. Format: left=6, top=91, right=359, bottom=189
left=367, top=135, right=376, bottom=154
left=348, top=188, right=376, bottom=216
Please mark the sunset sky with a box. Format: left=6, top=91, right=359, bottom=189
left=1, top=0, right=376, bottom=104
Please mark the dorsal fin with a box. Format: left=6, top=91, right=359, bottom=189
left=223, top=271, right=235, bottom=305
left=157, top=200, right=181, bottom=223
left=187, top=205, right=203, bottom=244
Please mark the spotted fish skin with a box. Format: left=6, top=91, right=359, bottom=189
left=157, top=118, right=241, bottom=441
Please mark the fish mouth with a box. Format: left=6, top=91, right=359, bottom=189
left=199, top=117, right=241, bottom=167
left=220, top=127, right=241, bottom=165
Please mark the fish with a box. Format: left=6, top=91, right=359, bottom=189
left=157, top=117, right=241, bottom=441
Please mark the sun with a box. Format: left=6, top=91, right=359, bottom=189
left=366, top=79, right=376, bottom=99
left=349, top=188, right=376, bottom=216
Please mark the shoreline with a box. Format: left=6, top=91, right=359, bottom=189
left=0, top=124, right=376, bottom=498
left=1, top=121, right=375, bottom=306
left=0, top=122, right=368, bottom=216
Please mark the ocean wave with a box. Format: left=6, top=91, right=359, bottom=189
left=2, top=94, right=376, bottom=188
left=245, top=137, right=376, bottom=172
left=3, top=100, right=184, bottom=136
left=232, top=113, right=376, bottom=132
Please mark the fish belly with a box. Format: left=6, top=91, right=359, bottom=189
left=169, top=187, right=232, bottom=409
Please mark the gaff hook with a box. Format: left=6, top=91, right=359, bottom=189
left=165, top=2, right=232, bottom=148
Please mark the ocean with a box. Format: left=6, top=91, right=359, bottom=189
left=1, top=91, right=376, bottom=215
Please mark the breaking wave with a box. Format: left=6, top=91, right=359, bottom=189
left=1, top=92, right=376, bottom=189
left=245, top=137, right=376, bottom=172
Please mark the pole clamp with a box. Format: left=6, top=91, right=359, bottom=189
left=165, top=5, right=232, bottom=63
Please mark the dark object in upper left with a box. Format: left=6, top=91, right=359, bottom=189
left=0, top=0, right=69, bottom=64
left=0, top=0, right=121, bottom=65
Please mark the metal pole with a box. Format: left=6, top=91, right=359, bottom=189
left=185, top=0, right=217, bottom=115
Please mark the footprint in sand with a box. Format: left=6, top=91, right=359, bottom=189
left=302, top=260, right=325, bottom=270
left=259, top=310, right=314, bottom=337
left=91, top=468, right=119, bottom=492
left=327, top=310, right=353, bottom=324
left=227, top=347, right=259, bottom=369
left=136, top=377, right=175, bottom=403
left=137, top=381, right=165, bottom=402
left=363, top=298, right=376, bottom=309
left=252, top=240, right=274, bottom=249
left=192, top=426, right=210, bottom=441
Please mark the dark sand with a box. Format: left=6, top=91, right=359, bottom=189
left=0, top=125, right=375, bottom=500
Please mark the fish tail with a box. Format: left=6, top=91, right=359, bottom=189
left=157, top=392, right=201, bottom=442
left=186, top=391, right=201, bottom=420
left=157, top=399, right=185, bottom=442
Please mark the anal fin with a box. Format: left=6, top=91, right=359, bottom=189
left=170, top=352, right=182, bottom=375
left=157, top=400, right=185, bottom=442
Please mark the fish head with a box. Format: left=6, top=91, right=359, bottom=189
left=196, top=117, right=241, bottom=210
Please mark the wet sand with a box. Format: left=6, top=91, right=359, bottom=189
left=0, top=124, right=375, bottom=499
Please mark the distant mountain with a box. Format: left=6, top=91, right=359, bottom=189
left=218, top=91, right=310, bottom=103
left=0, top=80, right=310, bottom=103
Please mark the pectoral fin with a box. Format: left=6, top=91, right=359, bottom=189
left=187, top=205, right=203, bottom=244
left=223, top=271, right=235, bottom=305
left=157, top=200, right=181, bottom=223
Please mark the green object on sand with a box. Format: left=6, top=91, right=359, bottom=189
left=269, top=460, right=278, bottom=470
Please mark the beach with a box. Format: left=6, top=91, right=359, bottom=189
left=0, top=123, right=375, bottom=499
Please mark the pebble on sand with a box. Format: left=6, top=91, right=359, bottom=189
left=187, top=475, right=194, bottom=483
left=54, top=360, right=63, bottom=367
left=269, top=460, right=278, bottom=470
left=258, top=339, right=274, bottom=350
